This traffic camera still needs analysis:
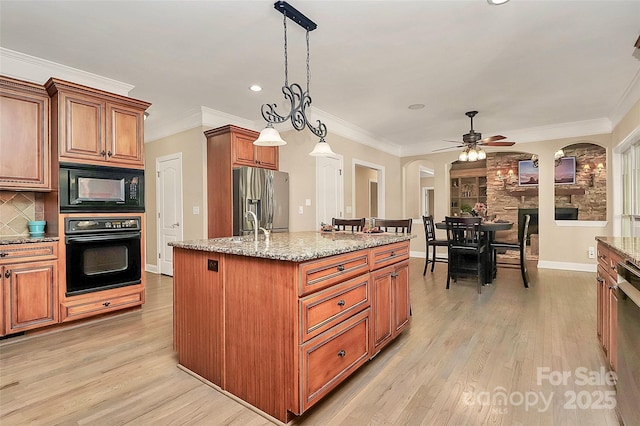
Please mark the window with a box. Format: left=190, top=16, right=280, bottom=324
left=621, top=142, right=640, bottom=236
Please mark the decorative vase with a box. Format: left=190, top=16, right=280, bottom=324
left=27, top=220, right=46, bottom=238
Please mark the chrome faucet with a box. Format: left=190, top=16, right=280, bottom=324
left=245, top=211, right=259, bottom=242
left=259, top=227, right=271, bottom=242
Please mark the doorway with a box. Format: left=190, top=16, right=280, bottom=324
left=316, top=154, right=344, bottom=226
left=353, top=160, right=385, bottom=219
left=156, top=153, right=183, bottom=276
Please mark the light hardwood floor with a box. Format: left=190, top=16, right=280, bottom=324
left=0, top=259, right=619, bottom=425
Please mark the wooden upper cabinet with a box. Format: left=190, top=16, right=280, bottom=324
left=229, top=126, right=279, bottom=170
left=46, top=78, right=150, bottom=169
left=0, top=76, right=51, bottom=190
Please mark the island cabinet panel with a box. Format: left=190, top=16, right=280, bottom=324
left=369, top=240, right=410, bottom=270
left=301, top=308, right=370, bottom=412
left=173, top=248, right=224, bottom=387
left=299, top=250, right=370, bottom=296
left=223, top=255, right=299, bottom=422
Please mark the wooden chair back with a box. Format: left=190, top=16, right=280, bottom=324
left=374, top=218, right=412, bottom=233
left=332, top=218, right=366, bottom=232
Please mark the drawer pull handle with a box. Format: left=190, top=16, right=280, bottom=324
left=337, top=299, right=346, bottom=307
left=5, top=270, right=10, bottom=278
left=390, top=251, right=395, bottom=256
left=0, top=252, right=8, bottom=257
left=337, top=350, right=346, bottom=357
left=103, top=301, right=111, bottom=307
left=391, top=272, right=398, bottom=278
left=337, top=265, right=345, bottom=272
left=597, top=277, right=604, bottom=283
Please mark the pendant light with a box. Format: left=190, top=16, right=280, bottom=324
left=255, top=1, right=334, bottom=156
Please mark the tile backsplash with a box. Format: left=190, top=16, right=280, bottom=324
left=0, top=191, right=45, bottom=236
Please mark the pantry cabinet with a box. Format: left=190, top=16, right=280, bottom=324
left=0, top=242, right=58, bottom=336
left=45, top=78, right=150, bottom=169
left=0, top=76, right=51, bottom=190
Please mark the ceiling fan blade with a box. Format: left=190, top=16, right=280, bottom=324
left=432, top=145, right=463, bottom=152
left=481, top=135, right=506, bottom=143
left=480, top=141, right=516, bottom=146
left=443, top=139, right=464, bottom=144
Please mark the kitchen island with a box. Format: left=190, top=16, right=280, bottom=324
left=169, top=231, right=413, bottom=423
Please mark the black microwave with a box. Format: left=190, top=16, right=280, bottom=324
left=60, top=163, right=144, bottom=212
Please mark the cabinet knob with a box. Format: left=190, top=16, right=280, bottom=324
left=100, top=150, right=106, bottom=156
left=597, top=277, right=604, bottom=283
left=391, top=272, right=398, bottom=278
left=337, top=299, right=346, bottom=307
left=107, top=151, right=113, bottom=157
left=5, top=270, right=10, bottom=278
left=0, top=252, right=8, bottom=257
left=337, top=265, right=345, bottom=272
left=103, top=301, right=111, bottom=307
left=337, top=350, right=346, bottom=357
left=390, top=251, right=396, bottom=256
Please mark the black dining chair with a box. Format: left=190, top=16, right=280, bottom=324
left=374, top=218, right=412, bottom=233
left=423, top=215, right=448, bottom=275
left=445, top=216, right=485, bottom=294
left=491, top=214, right=531, bottom=288
left=332, top=218, right=366, bottom=232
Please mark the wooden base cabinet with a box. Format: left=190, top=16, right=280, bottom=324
left=0, top=242, right=58, bottom=336
left=596, top=241, right=621, bottom=371
left=173, top=240, right=410, bottom=423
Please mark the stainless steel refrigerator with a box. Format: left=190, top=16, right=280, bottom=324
left=232, top=167, right=289, bottom=236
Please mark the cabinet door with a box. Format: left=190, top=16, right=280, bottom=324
left=255, top=145, right=278, bottom=170
left=371, top=266, right=393, bottom=352
left=106, top=102, right=144, bottom=167
left=596, top=266, right=606, bottom=344
left=393, top=261, right=410, bottom=334
left=58, top=92, right=106, bottom=162
left=608, top=282, right=618, bottom=371
left=0, top=80, right=50, bottom=190
left=232, top=132, right=257, bottom=167
left=4, top=260, right=58, bottom=334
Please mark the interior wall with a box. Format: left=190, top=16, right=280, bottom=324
left=278, top=130, right=402, bottom=232
left=355, top=166, right=377, bottom=218
left=144, top=126, right=206, bottom=267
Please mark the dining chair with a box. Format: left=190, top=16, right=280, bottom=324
left=445, top=216, right=485, bottom=294
left=331, top=217, right=366, bottom=232
left=423, top=215, right=448, bottom=275
left=374, top=218, right=412, bottom=233
left=490, top=214, right=531, bottom=288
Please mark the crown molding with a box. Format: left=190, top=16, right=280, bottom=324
left=400, top=117, right=613, bottom=157
left=0, top=48, right=133, bottom=95
left=610, top=66, right=640, bottom=128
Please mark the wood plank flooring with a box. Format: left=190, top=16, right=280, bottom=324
left=0, top=259, right=619, bottom=425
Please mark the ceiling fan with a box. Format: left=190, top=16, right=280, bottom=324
left=436, top=110, right=516, bottom=153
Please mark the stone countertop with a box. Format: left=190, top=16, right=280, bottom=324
left=0, top=235, right=60, bottom=245
left=169, top=231, right=414, bottom=262
left=595, top=237, right=640, bottom=267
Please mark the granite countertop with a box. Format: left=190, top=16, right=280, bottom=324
left=169, top=231, right=414, bottom=262
left=0, top=235, right=60, bottom=245
left=595, top=237, right=640, bottom=267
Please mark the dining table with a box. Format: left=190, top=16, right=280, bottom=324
left=435, top=220, right=514, bottom=285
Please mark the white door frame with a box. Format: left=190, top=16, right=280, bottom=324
left=156, top=152, right=184, bottom=276
left=315, top=153, right=344, bottom=224
left=352, top=159, right=385, bottom=218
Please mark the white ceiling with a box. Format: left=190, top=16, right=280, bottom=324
left=1, top=0, right=639, bottom=157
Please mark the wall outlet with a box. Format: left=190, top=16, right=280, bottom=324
left=305, top=198, right=311, bottom=206
left=298, top=206, right=304, bottom=214
left=193, top=206, right=200, bottom=215
left=588, top=246, right=595, bottom=259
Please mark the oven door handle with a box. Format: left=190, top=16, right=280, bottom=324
left=66, top=232, right=141, bottom=243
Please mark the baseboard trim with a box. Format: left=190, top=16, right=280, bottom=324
left=145, top=263, right=159, bottom=274
left=537, top=260, right=597, bottom=273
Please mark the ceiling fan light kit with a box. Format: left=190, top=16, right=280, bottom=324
left=255, top=1, right=334, bottom=156
left=445, top=110, right=516, bottom=162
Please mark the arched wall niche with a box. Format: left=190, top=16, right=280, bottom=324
left=553, top=142, right=606, bottom=221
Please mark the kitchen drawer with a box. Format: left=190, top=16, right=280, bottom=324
left=300, top=309, right=370, bottom=412
left=597, top=243, right=611, bottom=273
left=299, top=250, right=369, bottom=296
left=0, top=242, right=58, bottom=265
left=300, top=273, right=370, bottom=342
left=60, top=289, right=143, bottom=322
left=607, top=249, right=622, bottom=281
left=369, top=241, right=409, bottom=271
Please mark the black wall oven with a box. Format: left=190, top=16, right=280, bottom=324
left=65, top=217, right=142, bottom=296
left=60, top=163, right=144, bottom=212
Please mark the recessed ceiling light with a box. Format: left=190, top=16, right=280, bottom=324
left=249, top=85, right=262, bottom=92
left=408, top=103, right=425, bottom=110
left=487, top=0, right=510, bottom=5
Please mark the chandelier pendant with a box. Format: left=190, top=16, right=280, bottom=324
left=261, top=82, right=327, bottom=139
